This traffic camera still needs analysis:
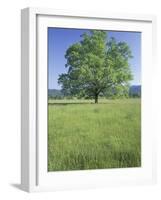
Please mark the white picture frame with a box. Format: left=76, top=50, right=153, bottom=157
left=21, top=7, right=157, bottom=192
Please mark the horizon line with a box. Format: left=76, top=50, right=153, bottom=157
left=48, top=84, right=142, bottom=90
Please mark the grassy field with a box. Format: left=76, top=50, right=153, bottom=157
left=48, top=98, right=141, bottom=171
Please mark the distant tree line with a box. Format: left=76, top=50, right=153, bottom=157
left=48, top=85, right=141, bottom=100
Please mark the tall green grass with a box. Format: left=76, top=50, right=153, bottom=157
left=48, top=99, right=141, bottom=171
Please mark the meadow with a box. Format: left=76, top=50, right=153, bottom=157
left=48, top=98, right=141, bottom=171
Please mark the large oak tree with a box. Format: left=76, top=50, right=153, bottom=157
left=58, top=30, right=133, bottom=103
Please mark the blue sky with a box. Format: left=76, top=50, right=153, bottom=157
left=48, top=28, right=141, bottom=89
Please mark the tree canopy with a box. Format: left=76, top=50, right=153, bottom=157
left=58, top=30, right=133, bottom=103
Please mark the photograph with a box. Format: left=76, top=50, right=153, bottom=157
left=47, top=27, right=141, bottom=171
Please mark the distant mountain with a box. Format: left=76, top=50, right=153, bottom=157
left=48, top=85, right=141, bottom=98
left=48, top=89, right=63, bottom=97
left=129, top=85, right=141, bottom=97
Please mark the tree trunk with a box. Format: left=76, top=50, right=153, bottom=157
left=94, top=94, right=98, bottom=103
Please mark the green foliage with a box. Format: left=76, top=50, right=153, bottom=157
left=105, top=84, right=130, bottom=99
left=48, top=99, right=141, bottom=171
left=58, top=31, right=133, bottom=103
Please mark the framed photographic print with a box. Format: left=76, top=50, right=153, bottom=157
left=21, top=8, right=156, bottom=192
